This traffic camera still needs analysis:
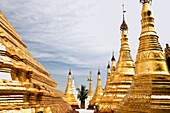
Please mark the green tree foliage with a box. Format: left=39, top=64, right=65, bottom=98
left=76, top=85, right=88, bottom=109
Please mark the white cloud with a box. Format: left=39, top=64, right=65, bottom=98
left=0, top=0, right=170, bottom=93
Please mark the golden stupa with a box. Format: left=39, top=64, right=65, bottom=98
left=64, top=69, right=79, bottom=109
left=88, top=71, right=93, bottom=97
left=118, top=0, right=170, bottom=113
left=111, top=52, right=116, bottom=78
left=0, top=11, right=72, bottom=113
left=98, top=61, right=113, bottom=112
left=99, top=6, right=135, bottom=112
left=88, top=69, right=103, bottom=109
left=85, top=71, right=93, bottom=109
left=105, top=62, right=111, bottom=90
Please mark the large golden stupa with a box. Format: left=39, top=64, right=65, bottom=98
left=0, top=11, right=72, bottom=113
left=118, top=0, right=170, bottom=113
left=98, top=7, right=135, bottom=112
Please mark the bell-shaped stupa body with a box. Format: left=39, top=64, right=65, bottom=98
left=118, top=1, right=170, bottom=113
left=64, top=70, right=79, bottom=109
left=88, top=69, right=103, bottom=108
left=99, top=8, right=135, bottom=112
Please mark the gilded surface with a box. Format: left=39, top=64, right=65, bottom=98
left=99, top=13, right=135, bottom=112
left=64, top=70, right=79, bottom=107
left=88, top=72, right=93, bottom=96
left=89, top=70, right=103, bottom=106
left=0, top=11, right=72, bottom=113
left=118, top=1, right=170, bottom=113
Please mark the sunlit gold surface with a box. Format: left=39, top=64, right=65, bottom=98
left=89, top=70, right=103, bottom=106
left=0, top=11, right=72, bottom=113
left=85, top=72, right=94, bottom=109
left=64, top=70, right=79, bottom=108
left=99, top=13, right=135, bottom=112
left=88, top=72, right=93, bottom=96
left=118, top=1, right=170, bottom=113
left=98, top=61, right=113, bottom=112
left=111, top=52, right=116, bottom=79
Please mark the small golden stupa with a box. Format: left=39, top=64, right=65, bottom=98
left=111, top=52, right=116, bottom=79
left=98, top=61, right=113, bottom=112
left=88, top=71, right=93, bottom=97
left=99, top=5, right=135, bottom=112
left=64, top=69, right=79, bottom=109
left=118, top=0, right=170, bottom=113
left=105, top=62, right=111, bottom=90
left=88, top=69, right=103, bottom=109
left=85, top=71, right=93, bottom=109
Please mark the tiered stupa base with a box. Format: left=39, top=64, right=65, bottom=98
left=99, top=74, right=133, bottom=112
left=0, top=79, right=72, bottom=113
left=117, top=74, right=170, bottom=113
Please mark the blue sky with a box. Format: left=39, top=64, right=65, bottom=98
left=0, top=0, right=170, bottom=93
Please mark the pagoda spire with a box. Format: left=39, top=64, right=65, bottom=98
left=64, top=69, right=79, bottom=109
left=88, top=71, right=93, bottom=96
left=88, top=68, right=103, bottom=107
left=105, top=61, right=111, bottom=90
left=71, top=75, right=78, bottom=101
left=85, top=71, right=93, bottom=109
left=116, top=4, right=135, bottom=75
left=135, top=0, right=169, bottom=75
left=118, top=1, right=170, bottom=113
left=99, top=5, right=135, bottom=112
left=111, top=51, right=116, bottom=79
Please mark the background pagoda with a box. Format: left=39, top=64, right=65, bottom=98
left=88, top=69, right=103, bottom=109
left=64, top=69, right=79, bottom=109
left=85, top=71, right=94, bottom=109
left=118, top=0, right=170, bottom=113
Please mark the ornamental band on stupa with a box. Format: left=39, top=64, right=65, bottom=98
left=98, top=5, right=135, bottom=112
left=0, top=11, right=72, bottom=113
left=118, top=0, right=170, bottom=113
